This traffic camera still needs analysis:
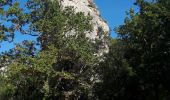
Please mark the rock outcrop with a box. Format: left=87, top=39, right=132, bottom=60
left=59, top=0, right=110, bottom=54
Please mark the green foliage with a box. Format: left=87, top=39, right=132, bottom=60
left=115, top=0, right=170, bottom=99
left=0, top=0, right=24, bottom=44
left=0, top=41, right=57, bottom=99
left=94, top=39, right=134, bottom=100
left=93, top=0, right=170, bottom=100
left=0, top=0, right=99, bottom=100
left=2, top=0, right=169, bottom=100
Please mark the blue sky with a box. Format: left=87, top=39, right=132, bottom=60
left=0, top=0, right=139, bottom=52
left=95, top=0, right=139, bottom=37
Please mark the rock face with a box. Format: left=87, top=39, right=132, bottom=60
left=59, top=0, right=110, bottom=53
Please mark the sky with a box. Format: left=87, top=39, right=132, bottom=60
left=95, top=0, right=139, bottom=37
left=0, top=0, right=139, bottom=52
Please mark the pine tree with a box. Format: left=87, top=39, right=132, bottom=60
left=0, top=0, right=99, bottom=99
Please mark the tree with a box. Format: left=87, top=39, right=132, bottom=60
left=93, top=0, right=170, bottom=100
left=0, top=0, right=99, bottom=99
left=116, top=0, right=170, bottom=99
left=0, top=0, right=25, bottom=45
left=93, top=39, right=134, bottom=100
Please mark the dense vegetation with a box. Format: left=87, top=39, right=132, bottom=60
left=0, top=0, right=169, bottom=100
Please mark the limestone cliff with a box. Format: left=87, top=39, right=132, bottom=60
left=59, top=0, right=110, bottom=54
